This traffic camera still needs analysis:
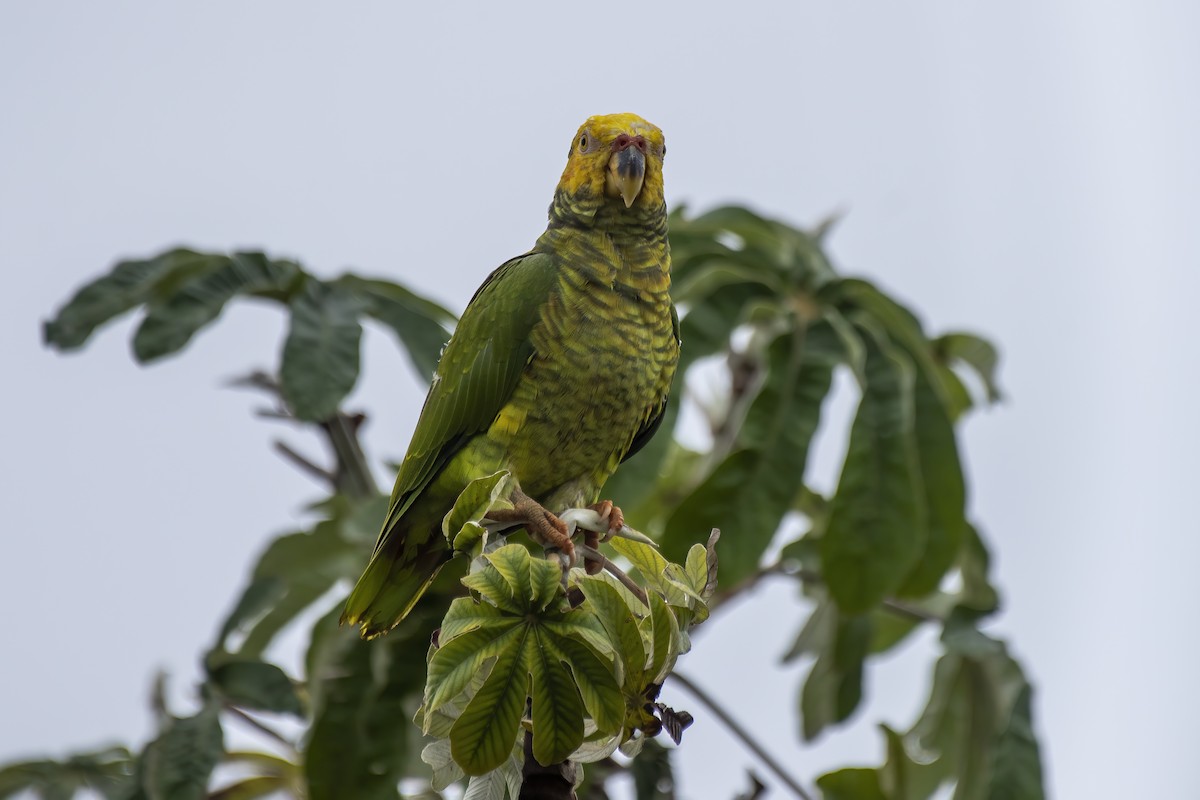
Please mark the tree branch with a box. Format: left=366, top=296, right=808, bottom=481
left=520, top=726, right=577, bottom=799
left=319, top=412, right=377, bottom=498
left=667, top=671, right=815, bottom=800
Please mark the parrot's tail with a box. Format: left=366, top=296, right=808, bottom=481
left=341, top=546, right=450, bottom=639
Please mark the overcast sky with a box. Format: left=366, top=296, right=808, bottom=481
left=3, top=2, right=1198, bottom=798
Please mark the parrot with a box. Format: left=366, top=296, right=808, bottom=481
left=342, top=113, right=679, bottom=639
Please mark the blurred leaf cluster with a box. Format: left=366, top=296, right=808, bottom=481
left=7, top=205, right=1043, bottom=799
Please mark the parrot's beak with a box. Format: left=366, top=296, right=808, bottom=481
left=607, top=145, right=646, bottom=208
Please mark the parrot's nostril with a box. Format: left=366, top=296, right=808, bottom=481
left=612, top=134, right=648, bottom=154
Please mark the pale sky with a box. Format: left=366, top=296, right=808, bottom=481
left=3, top=2, right=1198, bottom=798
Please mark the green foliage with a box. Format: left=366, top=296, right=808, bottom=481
left=17, top=204, right=1045, bottom=799
left=0, top=746, right=134, bottom=799
left=418, top=522, right=714, bottom=778
left=280, top=278, right=366, bottom=421
left=141, top=701, right=225, bottom=800
left=43, top=249, right=454, bottom=419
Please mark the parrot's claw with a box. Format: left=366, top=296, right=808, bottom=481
left=485, top=490, right=576, bottom=567
left=557, top=508, right=659, bottom=547
left=587, top=500, right=625, bottom=540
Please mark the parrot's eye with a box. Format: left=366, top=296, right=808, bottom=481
left=577, top=133, right=590, bottom=153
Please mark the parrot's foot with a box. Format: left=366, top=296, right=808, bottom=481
left=487, top=490, right=576, bottom=565
left=582, top=500, right=625, bottom=575
left=588, top=500, right=625, bottom=537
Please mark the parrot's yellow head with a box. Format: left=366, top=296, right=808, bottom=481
left=556, top=113, right=666, bottom=214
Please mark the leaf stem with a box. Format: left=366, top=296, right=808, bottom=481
left=667, top=671, right=815, bottom=800
left=576, top=544, right=649, bottom=607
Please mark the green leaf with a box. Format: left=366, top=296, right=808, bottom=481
left=541, top=607, right=617, bottom=660
left=820, top=307, right=868, bottom=384
left=334, top=274, right=454, bottom=380
left=442, top=470, right=514, bottom=551
left=216, top=502, right=365, bottom=659
left=987, top=685, right=1045, bottom=800
left=935, top=332, right=1003, bottom=404
left=674, top=281, right=772, bottom=371
left=280, top=278, right=366, bottom=421
left=205, top=658, right=303, bottom=716
left=208, top=775, right=290, bottom=800
left=0, top=746, right=135, bottom=800
left=671, top=257, right=784, bottom=309
left=420, top=738, right=464, bottom=792
left=462, top=766, right=513, bottom=800
left=683, top=544, right=708, bottom=595
left=215, top=576, right=285, bottom=651
left=577, top=575, right=648, bottom=689
left=644, top=592, right=679, bottom=684
left=142, top=702, right=224, bottom=800
left=799, top=612, right=871, bottom=741
left=896, top=358, right=967, bottom=598
left=528, top=627, right=586, bottom=767
left=821, top=329, right=926, bottom=613
left=426, top=624, right=523, bottom=715
left=780, top=596, right=836, bottom=664
left=462, top=563, right=525, bottom=616
left=663, top=328, right=833, bottom=585
left=936, top=362, right=976, bottom=421
left=816, top=768, right=887, bottom=800
left=438, top=595, right=515, bottom=642
left=960, top=523, right=1001, bottom=615
left=304, top=603, right=434, bottom=800
left=43, top=249, right=219, bottom=351
left=450, top=636, right=531, bottom=775
left=672, top=204, right=835, bottom=286
left=908, top=652, right=964, bottom=758
left=430, top=547, right=625, bottom=775
left=867, top=592, right=955, bottom=655
left=461, top=543, right=549, bottom=615
left=629, top=739, right=675, bottom=800
left=903, top=617, right=1046, bottom=800
left=133, top=251, right=301, bottom=362
left=549, top=634, right=624, bottom=735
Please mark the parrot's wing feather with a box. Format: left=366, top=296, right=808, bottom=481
left=374, top=251, right=558, bottom=552
left=623, top=303, right=680, bottom=462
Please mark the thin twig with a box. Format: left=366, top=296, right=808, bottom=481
left=229, top=368, right=378, bottom=498
left=881, top=597, right=943, bottom=623
left=668, top=671, right=815, bottom=800
left=721, top=563, right=946, bottom=625
left=272, top=440, right=336, bottom=488
left=223, top=704, right=298, bottom=756
left=576, top=544, right=649, bottom=607
left=715, top=561, right=791, bottom=601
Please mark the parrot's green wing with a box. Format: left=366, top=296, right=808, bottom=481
left=622, top=304, right=680, bottom=462
left=344, top=252, right=559, bottom=636
left=374, top=251, right=559, bottom=553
